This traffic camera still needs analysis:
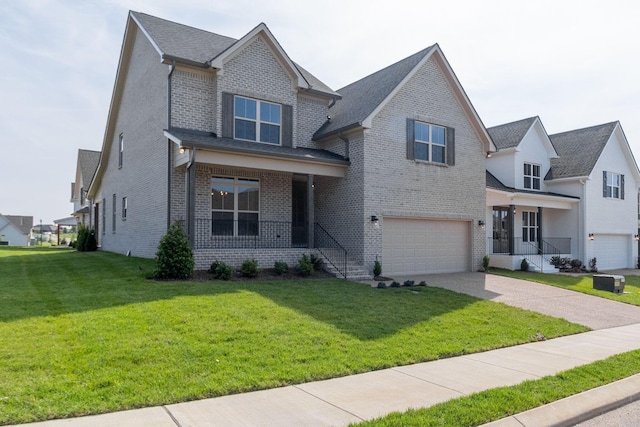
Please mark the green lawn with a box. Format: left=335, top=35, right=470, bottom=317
left=0, top=247, right=587, bottom=425
left=491, top=268, right=640, bottom=306
left=355, top=349, right=640, bottom=426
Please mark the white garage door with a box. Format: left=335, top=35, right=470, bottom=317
left=382, top=218, right=470, bottom=275
left=593, top=234, right=628, bottom=270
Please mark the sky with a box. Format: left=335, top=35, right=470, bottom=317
left=1, top=0, right=638, bottom=224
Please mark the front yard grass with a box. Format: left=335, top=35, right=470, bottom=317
left=0, top=247, right=587, bottom=425
left=492, top=268, right=640, bottom=306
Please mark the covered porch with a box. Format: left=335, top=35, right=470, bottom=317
left=486, top=186, right=580, bottom=272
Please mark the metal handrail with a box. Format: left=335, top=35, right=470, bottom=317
left=314, top=223, right=347, bottom=279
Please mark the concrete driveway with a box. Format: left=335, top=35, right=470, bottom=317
left=380, top=271, right=640, bottom=330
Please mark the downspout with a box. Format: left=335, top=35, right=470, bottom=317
left=579, top=178, right=588, bottom=263
left=186, top=148, right=196, bottom=247
left=166, top=61, right=176, bottom=229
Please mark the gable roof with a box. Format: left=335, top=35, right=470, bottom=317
left=130, top=12, right=338, bottom=98
left=313, top=44, right=496, bottom=152
left=314, top=46, right=436, bottom=138
left=78, top=149, right=101, bottom=187
left=4, top=215, right=33, bottom=235
left=486, top=171, right=579, bottom=199
left=487, top=117, right=538, bottom=149
left=547, top=122, right=618, bottom=180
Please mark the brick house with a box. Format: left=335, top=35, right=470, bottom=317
left=87, top=11, right=495, bottom=277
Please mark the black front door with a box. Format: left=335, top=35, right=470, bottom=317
left=292, top=179, right=307, bottom=247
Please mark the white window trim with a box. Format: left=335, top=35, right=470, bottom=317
left=211, top=176, right=260, bottom=236
left=233, top=96, right=282, bottom=145
left=118, top=133, right=124, bottom=168
left=122, top=197, right=127, bottom=220
left=522, top=211, right=539, bottom=243
left=524, top=163, right=541, bottom=190
left=414, top=121, right=446, bottom=164
left=605, top=171, right=621, bottom=199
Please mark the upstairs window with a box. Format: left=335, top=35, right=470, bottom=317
left=234, top=96, right=281, bottom=145
left=118, top=133, right=124, bottom=168
left=524, top=163, right=541, bottom=190
left=604, top=171, right=624, bottom=199
left=406, top=119, right=454, bottom=165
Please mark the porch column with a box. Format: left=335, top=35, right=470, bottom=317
left=186, top=149, right=196, bottom=247
left=538, top=206, right=543, bottom=253
left=307, top=174, right=314, bottom=249
left=509, top=204, right=515, bottom=255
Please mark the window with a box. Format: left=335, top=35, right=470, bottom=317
left=112, top=194, right=116, bottom=233
left=211, top=177, right=259, bottom=236
left=102, top=198, right=106, bottom=234
left=118, top=133, right=124, bottom=168
left=523, top=163, right=541, bottom=190
left=122, top=197, right=127, bottom=220
left=234, top=96, right=281, bottom=145
left=414, top=122, right=446, bottom=163
left=604, top=171, right=624, bottom=199
left=406, top=119, right=454, bottom=165
left=522, top=211, right=538, bottom=243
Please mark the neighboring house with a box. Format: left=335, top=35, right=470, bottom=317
left=0, top=214, right=33, bottom=246
left=71, top=149, right=101, bottom=227
left=86, top=11, right=494, bottom=277
left=486, top=117, right=640, bottom=271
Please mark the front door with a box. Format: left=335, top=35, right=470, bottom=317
left=492, top=207, right=510, bottom=253
left=291, top=179, right=307, bottom=247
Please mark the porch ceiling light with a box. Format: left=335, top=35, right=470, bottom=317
left=588, top=233, right=595, bottom=241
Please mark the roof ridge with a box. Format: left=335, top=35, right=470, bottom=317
left=131, top=11, right=238, bottom=43
left=549, top=121, right=618, bottom=138
left=487, top=116, right=538, bottom=131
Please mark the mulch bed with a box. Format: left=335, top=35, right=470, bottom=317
left=191, top=268, right=335, bottom=282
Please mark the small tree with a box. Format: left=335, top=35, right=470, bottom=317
left=482, top=255, right=490, bottom=272
left=520, top=258, right=529, bottom=272
left=154, top=222, right=194, bottom=280
left=373, top=260, right=382, bottom=277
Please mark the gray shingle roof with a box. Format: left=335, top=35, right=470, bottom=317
left=78, top=149, right=101, bottom=186
left=547, top=122, right=617, bottom=180
left=130, top=12, right=338, bottom=97
left=486, top=171, right=579, bottom=199
left=166, top=128, right=349, bottom=165
left=486, top=117, right=537, bottom=149
left=5, top=215, right=33, bottom=235
left=313, top=45, right=436, bottom=140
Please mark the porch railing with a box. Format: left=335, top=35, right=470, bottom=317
left=491, top=237, right=571, bottom=256
left=193, top=219, right=349, bottom=279
left=314, top=223, right=347, bottom=279
left=194, top=219, right=303, bottom=249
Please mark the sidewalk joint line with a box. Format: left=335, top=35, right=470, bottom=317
left=292, top=385, right=365, bottom=421
left=162, top=406, right=182, bottom=427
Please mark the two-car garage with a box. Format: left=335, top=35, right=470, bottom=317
left=382, top=217, right=471, bottom=275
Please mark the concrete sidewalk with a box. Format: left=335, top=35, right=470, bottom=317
left=12, top=323, right=640, bottom=427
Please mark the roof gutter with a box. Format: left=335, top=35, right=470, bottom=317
left=161, top=54, right=210, bottom=69
left=312, top=122, right=362, bottom=142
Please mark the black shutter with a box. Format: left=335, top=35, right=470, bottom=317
left=621, top=174, right=625, bottom=200
left=406, top=118, right=415, bottom=160
left=221, top=92, right=234, bottom=139
left=281, top=104, right=293, bottom=147
left=446, top=127, right=455, bottom=166
left=603, top=171, right=607, bottom=197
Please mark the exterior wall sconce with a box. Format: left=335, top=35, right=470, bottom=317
left=478, top=220, right=485, bottom=229
left=371, top=215, right=380, bottom=228
left=179, top=146, right=186, bottom=154
left=635, top=234, right=639, bottom=241
left=588, top=233, right=595, bottom=241
left=486, top=152, right=492, bottom=158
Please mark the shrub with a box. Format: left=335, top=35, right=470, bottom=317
left=309, top=254, right=323, bottom=270
left=86, top=230, right=97, bottom=252
left=240, top=259, right=260, bottom=278
left=482, top=255, right=490, bottom=272
left=390, top=281, right=401, bottom=288
left=208, top=261, right=219, bottom=274
left=570, top=259, right=583, bottom=269
left=520, top=258, right=529, bottom=271
left=560, top=257, right=572, bottom=268
left=550, top=256, right=561, bottom=267
left=297, top=254, right=314, bottom=276
left=153, top=222, right=194, bottom=280
left=377, top=282, right=386, bottom=289
left=589, top=257, right=598, bottom=272
left=76, top=225, right=88, bottom=251
left=214, top=262, right=234, bottom=280
left=373, top=260, right=382, bottom=277
left=417, top=280, right=427, bottom=287
left=274, top=261, right=288, bottom=275
left=403, top=280, right=415, bottom=287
